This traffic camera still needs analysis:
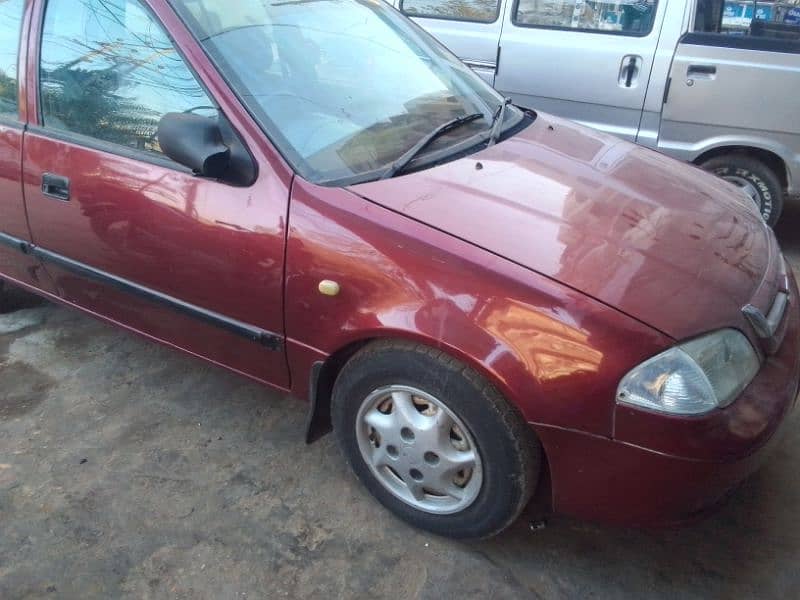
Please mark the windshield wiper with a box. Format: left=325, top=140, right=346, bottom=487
left=380, top=112, right=483, bottom=180
left=487, top=97, right=512, bottom=147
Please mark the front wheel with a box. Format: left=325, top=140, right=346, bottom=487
left=700, top=154, right=784, bottom=226
left=332, top=340, right=541, bottom=538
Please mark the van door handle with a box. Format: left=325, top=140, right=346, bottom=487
left=687, top=64, right=716, bottom=79
left=42, top=173, right=70, bottom=201
left=618, top=55, right=642, bottom=88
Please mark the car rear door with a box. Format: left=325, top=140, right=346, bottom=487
left=21, top=0, right=291, bottom=386
left=396, top=0, right=506, bottom=84
left=659, top=0, right=800, bottom=168
left=0, top=0, right=57, bottom=294
left=494, top=0, right=670, bottom=142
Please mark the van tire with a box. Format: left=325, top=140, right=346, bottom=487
left=700, top=155, right=784, bottom=226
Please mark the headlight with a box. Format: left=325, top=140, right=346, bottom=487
left=616, top=329, right=760, bottom=415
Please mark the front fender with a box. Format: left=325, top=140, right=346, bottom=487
left=284, top=179, right=671, bottom=438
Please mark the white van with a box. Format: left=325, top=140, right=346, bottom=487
left=393, top=0, right=800, bottom=225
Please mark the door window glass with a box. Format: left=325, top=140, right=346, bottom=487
left=694, top=0, right=800, bottom=41
left=514, top=0, right=658, bottom=35
left=400, top=0, right=500, bottom=23
left=0, top=0, right=24, bottom=118
left=39, top=0, right=217, bottom=155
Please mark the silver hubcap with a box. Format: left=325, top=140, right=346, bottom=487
left=355, top=385, right=483, bottom=514
left=722, top=175, right=760, bottom=206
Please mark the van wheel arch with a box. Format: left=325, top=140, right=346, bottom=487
left=694, top=146, right=788, bottom=190
left=695, top=148, right=786, bottom=226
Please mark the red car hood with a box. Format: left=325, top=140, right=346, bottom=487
left=350, top=113, right=779, bottom=340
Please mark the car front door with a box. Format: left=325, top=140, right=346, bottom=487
left=397, top=0, right=507, bottom=85
left=494, top=0, right=670, bottom=142
left=21, top=0, right=291, bottom=386
left=0, top=0, right=57, bottom=294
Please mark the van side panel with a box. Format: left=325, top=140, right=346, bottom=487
left=658, top=42, right=800, bottom=192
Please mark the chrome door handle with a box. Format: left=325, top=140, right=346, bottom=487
left=42, top=173, right=70, bottom=201
left=687, top=64, right=716, bottom=79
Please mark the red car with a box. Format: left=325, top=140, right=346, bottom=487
left=0, top=0, right=797, bottom=538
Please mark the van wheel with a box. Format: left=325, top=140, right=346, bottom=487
left=331, top=340, right=541, bottom=538
left=700, top=155, right=784, bottom=226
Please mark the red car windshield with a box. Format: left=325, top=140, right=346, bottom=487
left=171, top=0, right=522, bottom=184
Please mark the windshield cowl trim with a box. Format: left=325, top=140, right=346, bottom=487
left=324, top=108, right=533, bottom=188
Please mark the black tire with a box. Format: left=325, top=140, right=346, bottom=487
left=332, top=340, right=541, bottom=539
left=700, top=154, right=784, bottom=226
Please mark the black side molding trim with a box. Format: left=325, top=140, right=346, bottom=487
left=0, top=231, right=282, bottom=350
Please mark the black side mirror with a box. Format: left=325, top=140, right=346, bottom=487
left=157, top=113, right=256, bottom=186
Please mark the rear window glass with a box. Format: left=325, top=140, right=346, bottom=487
left=400, top=0, right=500, bottom=23
left=695, top=0, right=800, bottom=42
left=514, top=0, right=658, bottom=36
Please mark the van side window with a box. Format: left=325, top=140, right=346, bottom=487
left=693, top=0, right=800, bottom=44
left=400, top=0, right=500, bottom=23
left=514, top=0, right=658, bottom=35
left=39, top=0, right=218, bottom=155
left=0, top=0, right=24, bottom=119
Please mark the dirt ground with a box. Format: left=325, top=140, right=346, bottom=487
left=2, top=202, right=800, bottom=599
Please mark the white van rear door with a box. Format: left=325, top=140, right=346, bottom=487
left=494, top=0, right=669, bottom=142
left=396, top=0, right=507, bottom=85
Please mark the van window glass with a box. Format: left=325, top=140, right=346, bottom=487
left=39, top=0, right=217, bottom=155
left=694, top=0, right=800, bottom=41
left=514, top=0, right=658, bottom=35
left=400, top=0, right=500, bottom=23
left=0, top=0, right=24, bottom=118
